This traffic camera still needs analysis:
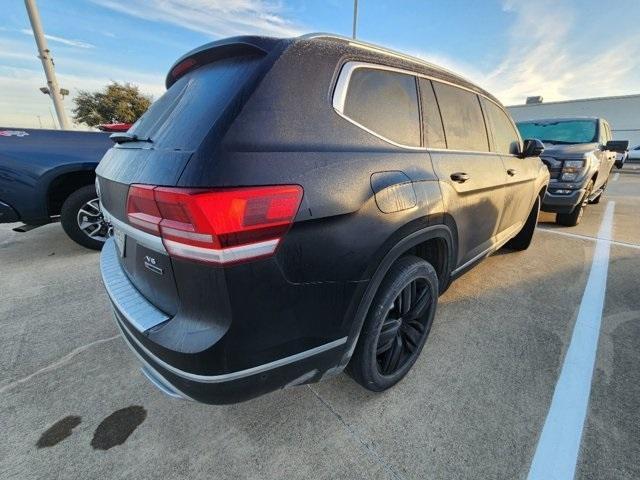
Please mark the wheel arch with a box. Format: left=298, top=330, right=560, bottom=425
left=47, top=169, right=96, bottom=217
left=334, top=223, right=454, bottom=373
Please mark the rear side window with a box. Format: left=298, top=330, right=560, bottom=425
left=432, top=81, right=488, bottom=152
left=128, top=54, right=263, bottom=151
left=344, top=68, right=420, bottom=147
left=482, top=98, right=521, bottom=155
left=419, top=79, right=446, bottom=148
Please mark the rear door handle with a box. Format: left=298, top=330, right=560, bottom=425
left=507, top=168, right=517, bottom=176
left=450, top=172, right=470, bottom=183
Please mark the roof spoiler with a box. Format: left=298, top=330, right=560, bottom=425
left=165, top=36, right=284, bottom=89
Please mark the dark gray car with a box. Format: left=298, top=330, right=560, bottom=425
left=517, top=117, right=628, bottom=226
left=96, top=34, right=550, bottom=403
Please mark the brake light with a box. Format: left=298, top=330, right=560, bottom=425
left=171, top=57, right=197, bottom=79
left=126, top=184, right=303, bottom=265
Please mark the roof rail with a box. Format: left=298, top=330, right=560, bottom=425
left=299, top=32, right=467, bottom=83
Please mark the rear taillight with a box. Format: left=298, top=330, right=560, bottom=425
left=126, top=184, right=303, bottom=265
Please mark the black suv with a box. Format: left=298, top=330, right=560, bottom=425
left=97, top=34, right=549, bottom=404
left=517, top=117, right=628, bottom=226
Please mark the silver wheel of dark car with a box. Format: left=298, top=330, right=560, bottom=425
left=77, top=198, right=108, bottom=242
left=61, top=184, right=108, bottom=250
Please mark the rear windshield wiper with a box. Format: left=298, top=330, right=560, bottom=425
left=110, top=132, right=153, bottom=144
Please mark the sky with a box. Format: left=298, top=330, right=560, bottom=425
left=1, top=0, right=639, bottom=129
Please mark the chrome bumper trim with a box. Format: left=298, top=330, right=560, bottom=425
left=100, top=238, right=170, bottom=333
left=113, top=310, right=347, bottom=384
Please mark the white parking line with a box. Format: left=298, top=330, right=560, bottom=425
left=528, top=201, right=615, bottom=480
left=612, top=172, right=620, bottom=182
left=537, top=227, right=640, bottom=250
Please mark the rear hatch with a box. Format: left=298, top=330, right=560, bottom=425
left=97, top=38, right=284, bottom=316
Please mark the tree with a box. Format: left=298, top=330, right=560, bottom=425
left=72, top=82, right=152, bottom=127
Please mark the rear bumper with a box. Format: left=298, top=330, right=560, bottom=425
left=100, top=238, right=348, bottom=404
left=0, top=200, right=19, bottom=223
left=541, top=188, right=585, bottom=214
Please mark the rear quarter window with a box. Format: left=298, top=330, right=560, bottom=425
left=432, top=81, right=489, bottom=152
left=128, top=54, right=264, bottom=151
left=343, top=68, right=421, bottom=147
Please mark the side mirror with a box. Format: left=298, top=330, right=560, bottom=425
left=605, top=140, right=629, bottom=153
left=520, top=138, right=544, bottom=158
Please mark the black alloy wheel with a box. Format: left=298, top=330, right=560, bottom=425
left=348, top=255, right=439, bottom=391
left=376, top=277, right=431, bottom=375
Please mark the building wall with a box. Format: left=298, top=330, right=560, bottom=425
left=507, top=94, right=640, bottom=146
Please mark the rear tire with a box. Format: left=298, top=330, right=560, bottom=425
left=60, top=185, right=108, bottom=250
left=556, top=180, right=593, bottom=227
left=347, top=255, right=438, bottom=392
left=505, top=196, right=540, bottom=251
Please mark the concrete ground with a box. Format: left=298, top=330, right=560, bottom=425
left=1, top=172, right=638, bottom=480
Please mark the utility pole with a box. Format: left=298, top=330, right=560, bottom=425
left=24, top=0, right=71, bottom=130
left=352, top=0, right=358, bottom=39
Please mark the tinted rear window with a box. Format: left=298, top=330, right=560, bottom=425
left=433, top=81, right=488, bottom=152
left=344, top=68, right=420, bottom=147
left=127, top=54, right=263, bottom=151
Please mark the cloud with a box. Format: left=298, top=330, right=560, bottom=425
left=19, top=29, right=95, bottom=49
left=412, top=0, right=640, bottom=106
left=480, top=0, right=640, bottom=104
left=91, top=0, right=305, bottom=38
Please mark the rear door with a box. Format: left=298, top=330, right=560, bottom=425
left=481, top=97, right=538, bottom=235
left=427, top=80, right=506, bottom=268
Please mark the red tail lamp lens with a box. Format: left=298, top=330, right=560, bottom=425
left=126, top=184, right=161, bottom=234
left=126, top=184, right=303, bottom=264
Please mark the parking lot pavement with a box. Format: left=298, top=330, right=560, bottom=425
left=1, top=173, right=638, bottom=480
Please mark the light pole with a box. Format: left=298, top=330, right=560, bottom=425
left=352, top=0, right=358, bottom=39
left=24, top=0, right=71, bottom=130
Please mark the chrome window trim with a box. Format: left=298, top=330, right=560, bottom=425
left=332, top=62, right=425, bottom=151
left=114, top=309, right=348, bottom=384
left=332, top=61, right=515, bottom=154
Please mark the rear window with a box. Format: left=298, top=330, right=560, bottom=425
left=344, top=68, right=420, bottom=147
left=433, top=81, right=489, bottom=152
left=127, top=54, right=263, bottom=151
